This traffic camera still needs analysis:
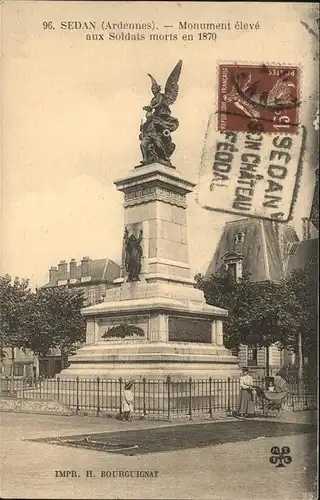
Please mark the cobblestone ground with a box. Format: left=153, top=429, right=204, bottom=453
left=0, top=411, right=317, bottom=499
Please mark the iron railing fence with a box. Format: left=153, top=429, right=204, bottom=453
left=0, top=376, right=317, bottom=419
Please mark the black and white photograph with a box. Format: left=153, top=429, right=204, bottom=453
left=0, top=2, right=318, bottom=499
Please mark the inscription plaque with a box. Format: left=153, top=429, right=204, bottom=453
left=168, top=316, right=211, bottom=343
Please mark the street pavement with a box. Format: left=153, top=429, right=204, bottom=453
left=0, top=411, right=317, bottom=499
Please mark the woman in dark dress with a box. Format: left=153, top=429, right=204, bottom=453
left=237, top=367, right=255, bottom=417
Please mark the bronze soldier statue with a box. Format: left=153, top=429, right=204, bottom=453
left=124, top=228, right=143, bottom=281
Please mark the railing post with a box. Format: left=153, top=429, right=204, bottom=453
left=209, top=377, right=212, bottom=418
left=291, top=385, right=295, bottom=411
left=76, top=376, right=80, bottom=414
left=188, top=377, right=193, bottom=420
left=227, top=377, right=231, bottom=414
left=142, top=377, right=146, bottom=417
left=166, top=375, right=171, bottom=421
left=304, top=380, right=308, bottom=408
left=119, top=377, right=123, bottom=416
left=57, top=377, right=60, bottom=400
left=96, top=377, right=100, bottom=416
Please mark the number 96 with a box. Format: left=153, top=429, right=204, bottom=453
left=43, top=21, right=53, bottom=30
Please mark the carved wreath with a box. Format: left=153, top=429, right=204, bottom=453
left=102, top=323, right=145, bottom=339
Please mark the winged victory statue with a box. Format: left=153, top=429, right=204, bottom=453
left=139, top=60, right=182, bottom=167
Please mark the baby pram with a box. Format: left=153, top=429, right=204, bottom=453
left=253, top=385, right=288, bottom=416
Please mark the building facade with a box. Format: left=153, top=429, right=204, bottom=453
left=42, top=256, right=120, bottom=305
left=0, top=347, right=38, bottom=380
left=0, top=257, right=120, bottom=380
left=206, top=217, right=318, bottom=375
left=39, top=256, right=121, bottom=377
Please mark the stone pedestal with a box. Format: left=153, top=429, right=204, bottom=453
left=60, top=163, right=239, bottom=380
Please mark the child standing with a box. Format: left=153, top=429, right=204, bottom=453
left=268, top=381, right=275, bottom=392
left=122, top=380, right=134, bottom=421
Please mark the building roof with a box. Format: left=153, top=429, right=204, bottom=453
left=285, top=238, right=318, bottom=276
left=70, top=258, right=120, bottom=283
left=206, top=218, right=299, bottom=283
left=42, top=258, right=120, bottom=288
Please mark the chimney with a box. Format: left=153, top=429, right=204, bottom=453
left=69, top=258, right=77, bottom=280
left=57, top=260, right=68, bottom=282
left=81, top=256, right=91, bottom=277
left=302, top=217, right=311, bottom=241
left=49, top=266, right=58, bottom=285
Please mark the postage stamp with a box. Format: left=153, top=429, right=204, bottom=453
left=217, top=64, right=300, bottom=134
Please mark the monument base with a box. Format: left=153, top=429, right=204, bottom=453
left=60, top=282, right=240, bottom=380
left=59, top=162, right=241, bottom=381
left=59, top=341, right=239, bottom=380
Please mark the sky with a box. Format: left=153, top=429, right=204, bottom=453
left=1, top=1, right=318, bottom=288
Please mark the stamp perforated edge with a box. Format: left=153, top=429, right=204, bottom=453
left=215, top=61, right=302, bottom=135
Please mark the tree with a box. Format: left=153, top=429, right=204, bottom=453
left=281, top=264, right=318, bottom=378
left=240, top=280, right=302, bottom=375
left=195, top=269, right=303, bottom=375
left=195, top=270, right=255, bottom=350
left=24, top=286, right=86, bottom=369
left=0, top=275, right=31, bottom=377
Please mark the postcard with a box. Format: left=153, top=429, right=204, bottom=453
left=1, top=1, right=318, bottom=499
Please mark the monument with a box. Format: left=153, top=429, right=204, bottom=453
left=60, top=61, right=239, bottom=379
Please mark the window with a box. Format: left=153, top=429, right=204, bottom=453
left=235, top=232, right=245, bottom=245
left=13, top=363, right=24, bottom=376
left=54, top=359, right=62, bottom=372
left=247, top=347, right=258, bottom=366
left=227, top=263, right=237, bottom=280
left=223, top=252, right=244, bottom=281
left=88, top=288, right=97, bottom=305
